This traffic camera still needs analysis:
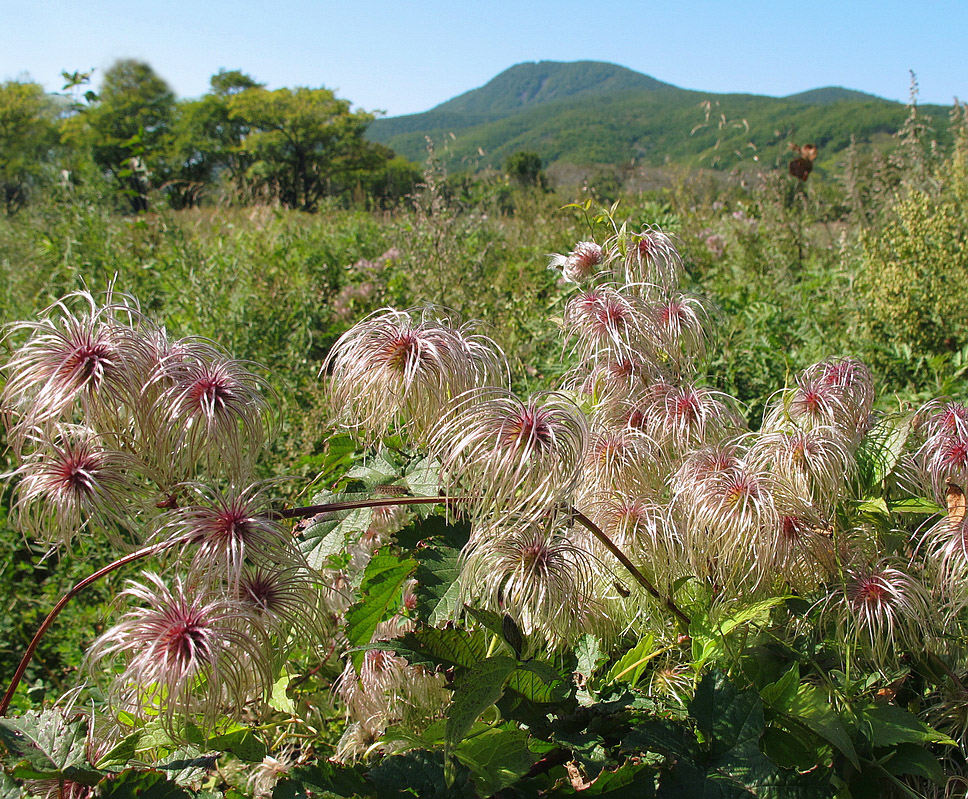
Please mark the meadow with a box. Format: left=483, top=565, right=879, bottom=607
left=1, top=105, right=968, bottom=798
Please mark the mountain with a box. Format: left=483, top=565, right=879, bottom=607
left=367, top=61, right=950, bottom=176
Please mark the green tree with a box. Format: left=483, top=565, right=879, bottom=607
left=166, top=71, right=264, bottom=207
left=504, top=150, right=545, bottom=188
left=82, top=60, right=175, bottom=211
left=0, top=81, right=58, bottom=212
left=227, top=86, right=389, bottom=211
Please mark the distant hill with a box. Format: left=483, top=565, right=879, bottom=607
left=367, top=61, right=950, bottom=176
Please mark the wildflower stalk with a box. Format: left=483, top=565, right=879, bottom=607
left=569, top=508, right=691, bottom=627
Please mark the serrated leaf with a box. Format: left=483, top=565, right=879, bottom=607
left=576, top=635, right=607, bottom=682
left=345, top=549, right=417, bottom=670
left=281, top=760, right=369, bottom=798
left=368, top=748, right=473, bottom=798
left=98, top=769, right=193, bottom=798
left=0, top=710, right=89, bottom=778
left=857, top=416, right=911, bottom=490
left=580, top=762, right=657, bottom=796
left=205, top=725, right=267, bottom=762
left=0, top=772, right=19, bottom=799
left=759, top=665, right=800, bottom=708
left=298, top=491, right=374, bottom=571
left=395, top=515, right=471, bottom=551
left=95, top=731, right=143, bottom=769
left=691, top=671, right=763, bottom=762
left=414, top=544, right=462, bottom=626
left=464, top=606, right=507, bottom=639
left=370, top=627, right=490, bottom=670
left=455, top=726, right=535, bottom=797
left=403, top=456, right=441, bottom=497
left=445, top=657, right=517, bottom=754
left=506, top=661, right=569, bottom=703
left=781, top=684, right=860, bottom=769
left=346, top=450, right=404, bottom=489
left=623, top=719, right=698, bottom=763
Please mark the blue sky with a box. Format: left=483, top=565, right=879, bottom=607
left=2, top=0, right=965, bottom=116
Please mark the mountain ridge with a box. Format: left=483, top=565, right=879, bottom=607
left=367, top=61, right=949, bottom=175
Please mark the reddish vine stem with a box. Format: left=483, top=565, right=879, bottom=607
left=2, top=494, right=689, bottom=716
left=0, top=536, right=185, bottom=717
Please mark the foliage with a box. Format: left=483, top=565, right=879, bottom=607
left=72, top=59, right=177, bottom=212
left=0, top=81, right=59, bottom=213
left=2, top=98, right=968, bottom=799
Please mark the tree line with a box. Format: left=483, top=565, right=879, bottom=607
left=0, top=61, right=424, bottom=213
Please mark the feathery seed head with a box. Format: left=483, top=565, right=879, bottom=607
left=434, top=389, right=587, bottom=519
left=324, top=308, right=506, bottom=443
left=461, top=516, right=598, bottom=646
left=158, top=483, right=302, bottom=585
left=88, top=573, right=273, bottom=731
left=1, top=292, right=149, bottom=448
left=828, top=562, right=933, bottom=667
left=548, top=241, right=607, bottom=283
left=157, top=355, right=272, bottom=476
left=11, top=425, right=140, bottom=543
left=563, top=287, right=651, bottom=361
left=623, top=228, right=683, bottom=290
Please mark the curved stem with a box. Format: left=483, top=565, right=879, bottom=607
left=570, top=508, right=691, bottom=628
left=274, top=495, right=460, bottom=519
left=3, top=494, right=689, bottom=716
left=1, top=536, right=185, bottom=716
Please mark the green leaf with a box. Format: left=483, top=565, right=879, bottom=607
left=344, top=549, right=417, bottom=670
left=506, top=661, right=569, bottom=703
left=368, top=748, right=473, bottom=798
left=98, top=769, right=193, bottom=798
left=0, top=772, right=20, bottom=799
left=857, top=415, right=911, bottom=491
left=280, top=760, right=369, bottom=798
left=205, top=725, right=267, bottom=762
left=414, top=544, right=462, bottom=626
left=299, top=491, right=374, bottom=571
left=605, top=634, right=655, bottom=686
left=881, top=742, right=946, bottom=783
left=760, top=727, right=817, bottom=771
left=374, top=626, right=490, bottom=670
left=781, top=684, right=860, bottom=769
left=889, top=497, right=944, bottom=514
left=403, top=456, right=442, bottom=498
left=859, top=703, right=957, bottom=747
left=576, top=635, right=607, bottom=682
left=759, top=665, right=800, bottom=708
left=445, top=656, right=518, bottom=754
left=269, top=671, right=296, bottom=715
left=623, top=718, right=698, bottom=763
left=691, top=672, right=764, bottom=763
left=95, top=731, right=144, bottom=769
left=455, top=726, right=535, bottom=797
left=395, top=515, right=471, bottom=551
left=856, top=497, right=891, bottom=517
left=579, top=762, right=657, bottom=796
left=346, top=449, right=404, bottom=488
left=464, top=606, right=507, bottom=639
left=0, top=710, right=91, bottom=779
